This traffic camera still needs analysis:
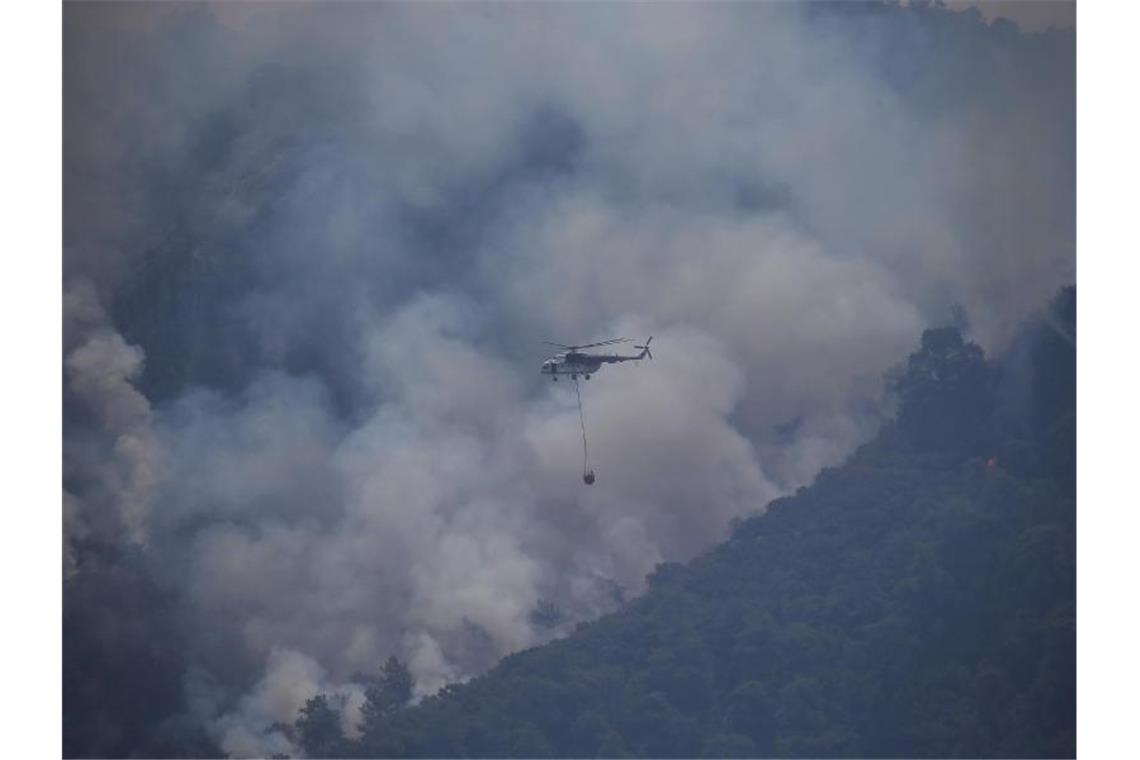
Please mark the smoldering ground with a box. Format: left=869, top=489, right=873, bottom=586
left=63, top=2, right=1073, bottom=756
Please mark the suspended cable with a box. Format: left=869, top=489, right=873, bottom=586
left=574, top=376, right=595, bottom=484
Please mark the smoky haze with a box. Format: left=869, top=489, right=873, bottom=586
left=62, top=2, right=1074, bottom=756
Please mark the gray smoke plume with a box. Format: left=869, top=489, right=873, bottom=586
left=63, top=2, right=1074, bottom=756
left=63, top=279, right=158, bottom=558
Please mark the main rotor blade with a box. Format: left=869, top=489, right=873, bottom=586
left=544, top=338, right=630, bottom=350
left=540, top=339, right=629, bottom=350
left=573, top=338, right=631, bottom=350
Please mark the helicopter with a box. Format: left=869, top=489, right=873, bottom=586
left=540, top=337, right=653, bottom=381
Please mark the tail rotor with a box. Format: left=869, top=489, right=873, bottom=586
left=635, top=336, right=653, bottom=360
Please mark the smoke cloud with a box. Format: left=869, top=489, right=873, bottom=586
left=63, top=279, right=158, bottom=560
left=63, top=2, right=1074, bottom=756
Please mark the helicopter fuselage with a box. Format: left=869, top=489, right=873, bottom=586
left=541, top=351, right=604, bottom=379
left=540, top=346, right=648, bottom=380
left=540, top=337, right=651, bottom=380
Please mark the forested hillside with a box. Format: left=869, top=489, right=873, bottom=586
left=294, top=288, right=1075, bottom=759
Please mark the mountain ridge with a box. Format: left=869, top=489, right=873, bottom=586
left=293, top=287, right=1075, bottom=758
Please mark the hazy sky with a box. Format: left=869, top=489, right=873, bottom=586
left=63, top=2, right=1074, bottom=756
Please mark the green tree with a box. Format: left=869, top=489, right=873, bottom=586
left=359, top=655, right=415, bottom=748
left=295, top=694, right=343, bottom=758
left=363, top=656, right=413, bottom=718
left=896, top=327, right=993, bottom=453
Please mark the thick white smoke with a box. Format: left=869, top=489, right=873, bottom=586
left=210, top=648, right=367, bottom=758
left=173, top=305, right=779, bottom=756
left=63, top=279, right=158, bottom=560
left=63, top=3, right=1074, bottom=755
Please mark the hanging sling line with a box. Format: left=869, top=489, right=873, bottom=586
left=574, top=376, right=595, bottom=484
